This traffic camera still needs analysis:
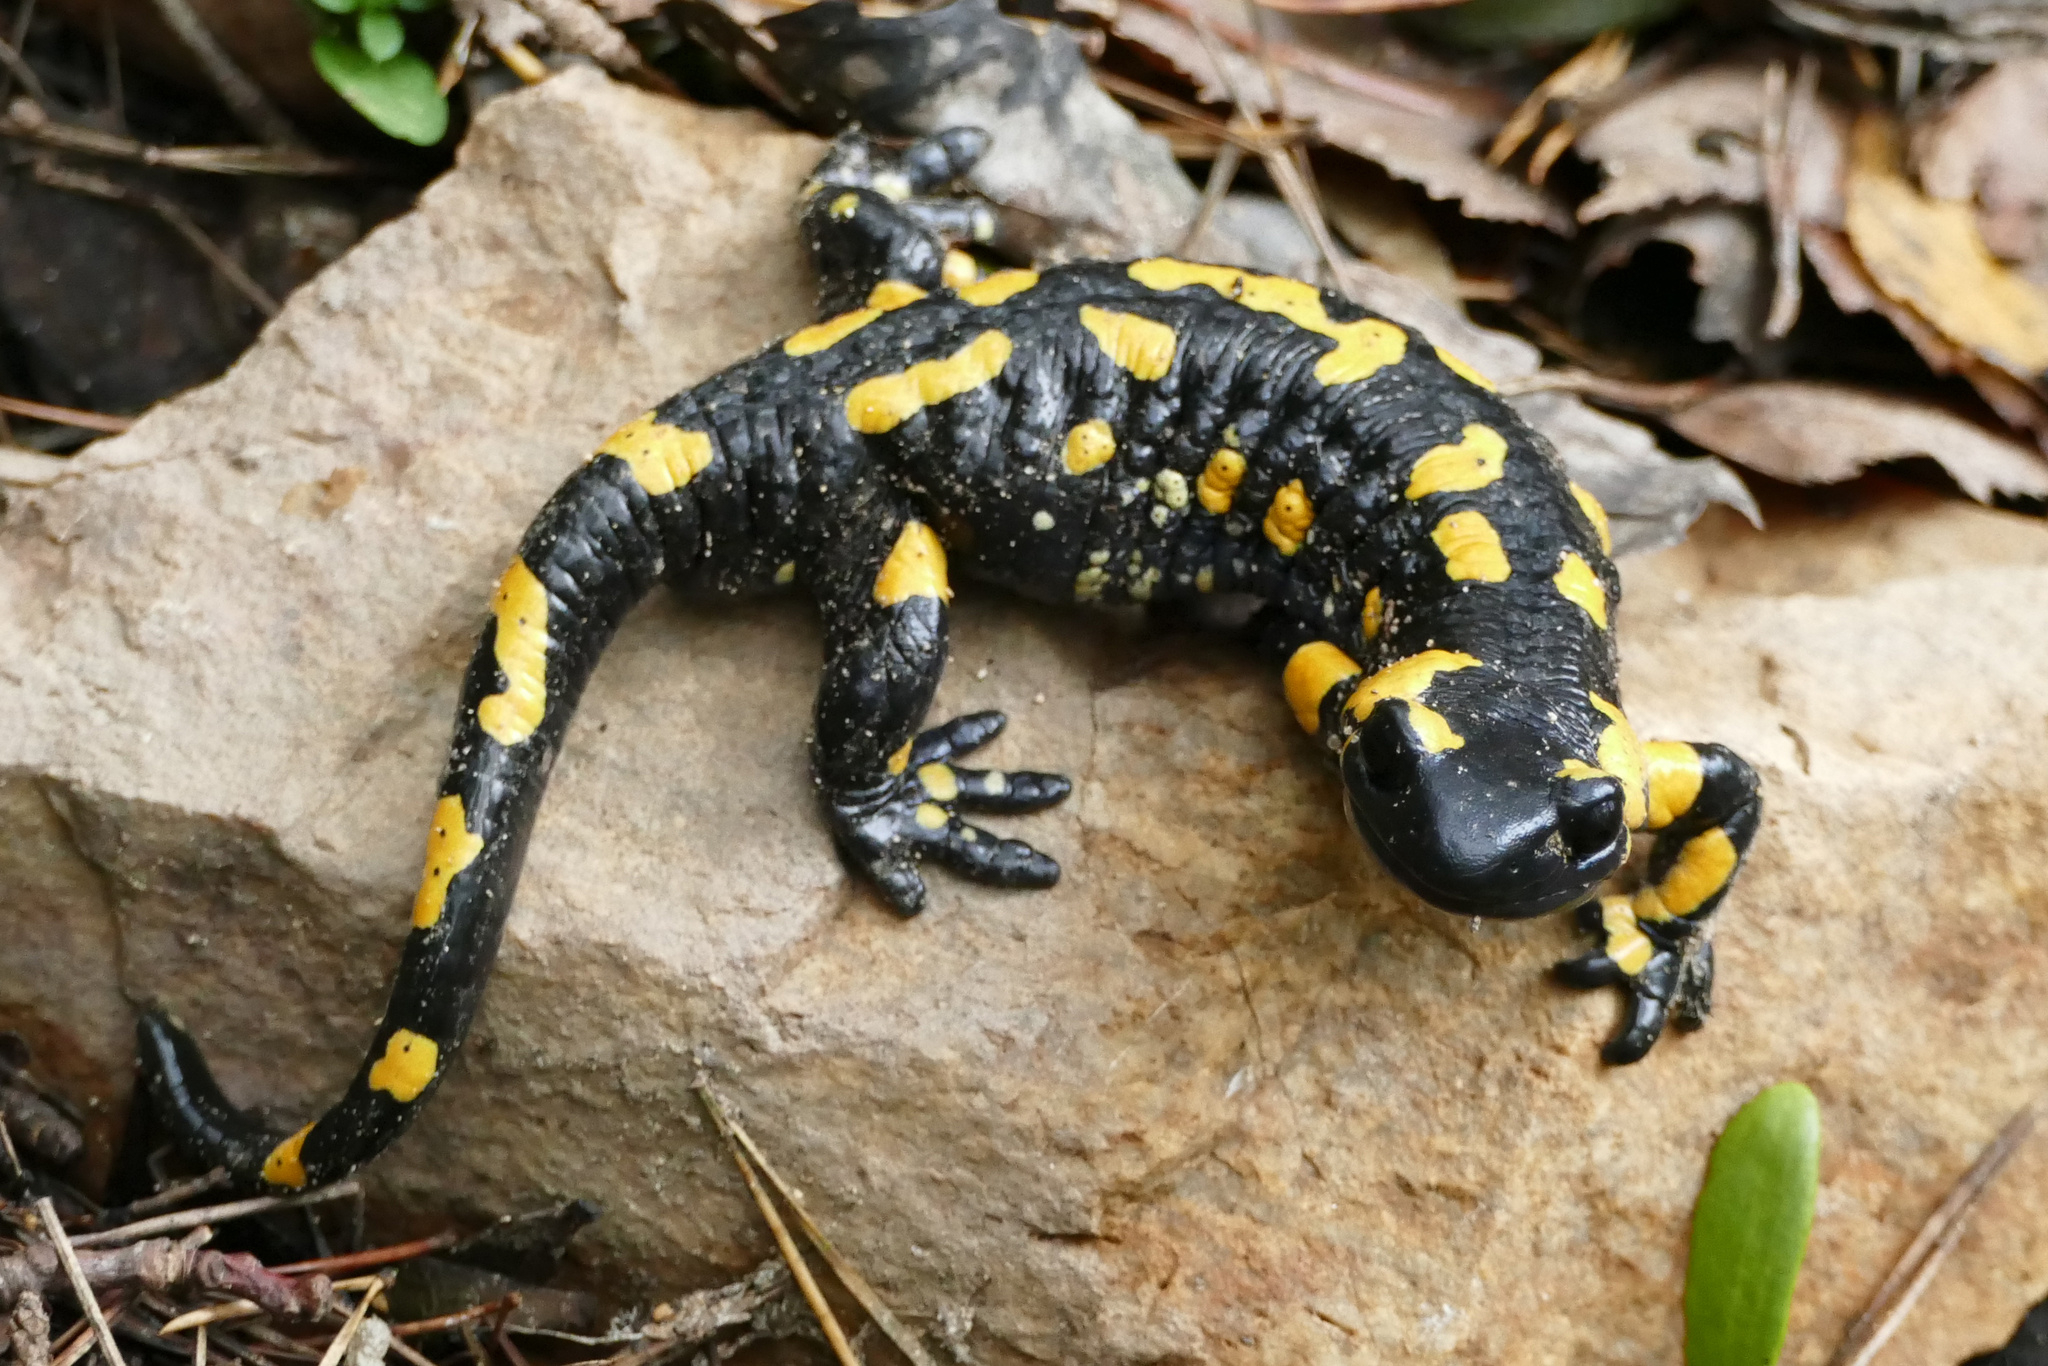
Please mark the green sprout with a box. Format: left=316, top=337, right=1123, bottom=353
left=1685, top=1082, right=1822, bottom=1366
left=307, top=0, right=449, bottom=146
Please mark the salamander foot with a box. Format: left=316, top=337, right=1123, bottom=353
left=1554, top=895, right=1712, bottom=1065
left=822, top=711, right=1070, bottom=917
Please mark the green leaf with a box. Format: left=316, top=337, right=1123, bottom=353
left=1408, top=0, right=1693, bottom=48
left=309, top=0, right=361, bottom=16
left=311, top=37, right=448, bottom=145
left=1686, top=1083, right=1822, bottom=1366
left=357, top=10, right=405, bottom=63
left=391, top=0, right=440, bottom=14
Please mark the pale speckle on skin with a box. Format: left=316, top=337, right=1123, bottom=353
left=774, top=561, right=796, bottom=585
left=1088, top=549, right=1110, bottom=566
left=1151, top=505, right=1171, bottom=528
left=1032, top=510, right=1055, bottom=531
left=1154, top=469, right=1189, bottom=509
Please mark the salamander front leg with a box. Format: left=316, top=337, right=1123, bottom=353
left=809, top=514, right=1070, bottom=917
left=1556, top=741, right=1761, bottom=1064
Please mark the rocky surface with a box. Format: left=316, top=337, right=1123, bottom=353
left=5, top=70, right=2048, bottom=1364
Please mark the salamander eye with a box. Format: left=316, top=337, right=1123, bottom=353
left=1557, top=777, right=1627, bottom=865
left=1351, top=704, right=1419, bottom=795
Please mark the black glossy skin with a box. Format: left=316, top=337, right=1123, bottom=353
left=139, top=129, right=1763, bottom=1191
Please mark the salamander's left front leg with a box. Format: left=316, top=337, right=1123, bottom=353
left=809, top=511, right=1070, bottom=917
left=1556, top=741, right=1762, bottom=1064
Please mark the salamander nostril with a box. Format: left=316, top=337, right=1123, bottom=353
left=1558, top=779, right=1626, bottom=864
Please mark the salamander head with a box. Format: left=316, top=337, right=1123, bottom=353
left=1337, top=661, right=1636, bottom=920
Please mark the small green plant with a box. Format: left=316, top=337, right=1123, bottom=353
left=1685, top=1082, right=1822, bottom=1366
left=308, top=0, right=449, bottom=146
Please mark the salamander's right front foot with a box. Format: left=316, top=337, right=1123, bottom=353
left=821, top=711, right=1070, bottom=916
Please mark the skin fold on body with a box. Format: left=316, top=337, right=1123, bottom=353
left=139, top=127, right=1762, bottom=1193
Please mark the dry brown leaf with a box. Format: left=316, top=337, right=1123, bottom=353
left=1914, top=58, right=2048, bottom=279
left=1845, top=111, right=2048, bottom=382
left=1771, top=0, right=2048, bottom=62
left=1669, top=381, right=2048, bottom=501
left=1575, top=58, right=1847, bottom=224
left=1108, top=2, right=1571, bottom=230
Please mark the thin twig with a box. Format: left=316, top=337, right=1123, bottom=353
left=1831, top=1094, right=2044, bottom=1366
left=0, top=0, right=36, bottom=106
left=48, top=1311, right=97, bottom=1366
left=1, top=101, right=365, bottom=175
left=192, top=1324, right=205, bottom=1366
left=0, top=25, right=48, bottom=105
left=140, top=0, right=303, bottom=148
left=312, top=1277, right=384, bottom=1366
left=0, top=394, right=133, bottom=432
left=82, top=1171, right=233, bottom=1231
left=438, top=13, right=480, bottom=93
left=158, top=1277, right=376, bottom=1336
left=69, top=1183, right=361, bottom=1249
left=1762, top=56, right=1819, bottom=339
left=1497, top=368, right=1725, bottom=410
left=30, top=159, right=279, bottom=316
left=35, top=1200, right=127, bottom=1366
left=699, top=1089, right=935, bottom=1366
left=489, top=40, right=549, bottom=85
left=386, top=1336, right=439, bottom=1366
left=697, top=1093, right=858, bottom=1366
left=389, top=1294, right=520, bottom=1340
left=1175, top=138, right=1242, bottom=256
left=270, top=1232, right=462, bottom=1278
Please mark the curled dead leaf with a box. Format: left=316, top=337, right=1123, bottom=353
left=1588, top=205, right=1770, bottom=352
left=1844, top=110, right=2048, bottom=382
left=1669, top=380, right=2048, bottom=501
left=1914, top=58, right=2048, bottom=279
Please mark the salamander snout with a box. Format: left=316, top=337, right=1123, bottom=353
left=1339, top=699, right=1631, bottom=921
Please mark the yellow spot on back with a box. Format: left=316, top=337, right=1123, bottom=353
left=1262, top=479, right=1314, bottom=555
left=874, top=521, right=953, bottom=606
left=1079, top=304, right=1176, bottom=381
left=1555, top=758, right=1606, bottom=783
left=599, top=414, right=714, bottom=495
left=918, top=763, right=959, bottom=801
left=1126, top=259, right=1408, bottom=385
left=941, top=249, right=978, bottom=289
left=1571, top=482, right=1613, bottom=554
left=1282, top=641, right=1362, bottom=734
left=262, top=1123, right=314, bottom=1190
left=1649, top=827, right=1738, bottom=917
left=414, top=794, right=485, bottom=929
left=1436, top=346, right=1496, bottom=391
left=846, top=331, right=1013, bottom=434
left=1362, top=586, right=1384, bottom=639
left=914, top=802, right=949, bottom=831
left=1344, top=650, right=1482, bottom=753
left=1553, top=551, right=1608, bottom=629
left=887, top=740, right=913, bottom=774
left=1197, top=449, right=1246, bottom=513
left=829, top=192, right=860, bottom=220
left=867, top=279, right=928, bottom=310
left=367, top=1029, right=439, bottom=1104
left=478, top=558, right=550, bottom=747
left=1063, top=419, right=1116, bottom=474
left=785, top=307, right=882, bottom=357
left=1430, top=511, right=1511, bottom=582
left=1590, top=693, right=1648, bottom=830
left=958, top=269, right=1038, bottom=306
left=1644, top=740, right=1704, bottom=831
left=1404, top=424, right=1508, bottom=499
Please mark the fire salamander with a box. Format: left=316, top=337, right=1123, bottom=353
left=140, top=127, right=1762, bottom=1193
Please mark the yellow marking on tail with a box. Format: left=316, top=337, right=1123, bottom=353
left=1571, top=482, right=1613, bottom=554
left=1600, top=896, right=1654, bottom=975
left=1283, top=642, right=1362, bottom=734
left=1126, top=259, right=1407, bottom=385
left=413, top=794, right=485, bottom=929
left=262, top=1123, right=315, bottom=1190
left=1362, top=586, right=1384, bottom=639
left=873, top=521, right=953, bottom=605
left=1405, top=424, right=1508, bottom=499
left=1435, top=346, right=1496, bottom=391
left=367, top=1030, right=439, bottom=1104
left=867, top=279, right=928, bottom=310
left=1079, top=305, right=1177, bottom=380
left=1638, top=828, right=1738, bottom=919
left=1430, top=511, right=1511, bottom=582
left=598, top=414, right=714, bottom=496
left=845, top=331, right=1013, bottom=434
left=478, top=558, right=551, bottom=747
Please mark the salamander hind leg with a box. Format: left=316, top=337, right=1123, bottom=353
left=800, top=127, right=997, bottom=315
left=808, top=512, right=1070, bottom=917
left=1555, top=741, right=1762, bottom=1065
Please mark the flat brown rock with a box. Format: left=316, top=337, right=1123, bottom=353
left=5, top=71, right=2048, bottom=1363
